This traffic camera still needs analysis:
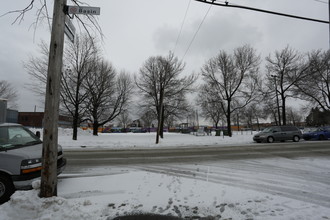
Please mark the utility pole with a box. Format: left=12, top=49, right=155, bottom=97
left=40, top=0, right=67, bottom=198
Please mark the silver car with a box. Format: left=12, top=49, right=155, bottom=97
left=0, top=123, right=66, bottom=204
left=253, top=126, right=302, bottom=143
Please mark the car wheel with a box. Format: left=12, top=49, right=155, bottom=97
left=293, top=135, right=300, bottom=142
left=0, top=175, right=15, bottom=204
left=319, top=135, right=325, bottom=140
left=267, top=136, right=274, bottom=143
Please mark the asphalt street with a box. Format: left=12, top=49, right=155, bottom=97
left=62, top=141, right=330, bottom=208
left=63, top=141, right=330, bottom=167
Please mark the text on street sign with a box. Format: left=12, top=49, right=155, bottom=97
left=67, top=6, right=100, bottom=15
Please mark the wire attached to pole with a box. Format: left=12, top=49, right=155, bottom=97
left=194, top=0, right=329, bottom=24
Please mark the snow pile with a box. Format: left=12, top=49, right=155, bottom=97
left=0, top=190, right=93, bottom=220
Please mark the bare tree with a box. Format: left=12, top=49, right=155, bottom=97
left=163, top=91, right=192, bottom=130
left=197, top=84, right=224, bottom=128
left=135, top=52, right=196, bottom=144
left=0, top=80, right=18, bottom=109
left=241, top=103, right=266, bottom=130
left=84, top=62, right=133, bottom=136
left=201, top=45, right=260, bottom=137
left=2, top=0, right=103, bottom=38
left=117, top=109, right=131, bottom=129
left=286, top=107, right=303, bottom=126
left=25, top=35, right=99, bottom=140
left=140, top=109, right=156, bottom=132
left=24, top=41, right=49, bottom=97
left=293, top=50, right=330, bottom=111
left=265, top=46, right=309, bottom=125
left=61, top=35, right=99, bottom=140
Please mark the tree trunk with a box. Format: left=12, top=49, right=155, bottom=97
left=93, top=121, right=99, bottom=136
left=72, top=117, right=78, bottom=140
left=156, top=88, right=164, bottom=144
left=282, top=96, right=286, bottom=125
left=72, top=105, right=79, bottom=140
left=226, top=115, right=232, bottom=137
left=226, top=102, right=232, bottom=137
left=273, top=111, right=278, bottom=125
left=72, top=73, right=81, bottom=140
left=156, top=106, right=162, bottom=144
left=256, top=117, right=260, bottom=131
left=160, top=106, right=165, bottom=138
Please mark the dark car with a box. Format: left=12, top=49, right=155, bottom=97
left=302, top=127, right=330, bottom=140
left=253, top=126, right=302, bottom=143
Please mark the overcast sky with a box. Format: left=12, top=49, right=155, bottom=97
left=0, top=0, right=328, bottom=112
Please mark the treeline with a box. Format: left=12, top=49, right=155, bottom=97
left=2, top=34, right=329, bottom=142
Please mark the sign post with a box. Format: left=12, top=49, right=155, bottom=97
left=64, top=16, right=76, bottom=43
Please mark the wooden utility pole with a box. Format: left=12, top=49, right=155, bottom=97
left=40, top=0, right=67, bottom=198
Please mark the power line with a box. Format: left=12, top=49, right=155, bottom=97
left=314, top=0, right=327, bottom=4
left=194, top=0, right=329, bottom=24
left=182, top=4, right=212, bottom=60
left=173, top=0, right=192, bottom=54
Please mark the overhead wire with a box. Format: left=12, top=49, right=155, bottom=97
left=173, top=0, right=192, bottom=54
left=182, top=3, right=212, bottom=60
left=194, top=0, right=329, bottom=24
left=313, top=0, right=327, bottom=4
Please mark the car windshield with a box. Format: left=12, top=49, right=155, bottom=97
left=307, top=127, right=327, bottom=132
left=0, top=125, right=42, bottom=150
left=261, top=127, right=278, bottom=133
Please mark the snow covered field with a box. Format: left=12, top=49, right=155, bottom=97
left=58, top=129, right=255, bottom=150
left=1, top=129, right=330, bottom=220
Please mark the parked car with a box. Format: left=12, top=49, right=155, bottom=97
left=195, top=127, right=206, bottom=136
left=253, top=126, right=302, bottom=143
left=302, top=127, right=330, bottom=140
left=0, top=123, right=66, bottom=204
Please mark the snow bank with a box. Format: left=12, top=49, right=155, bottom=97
left=0, top=190, right=93, bottom=220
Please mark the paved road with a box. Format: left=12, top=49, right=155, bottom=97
left=62, top=141, right=330, bottom=208
left=63, top=141, right=330, bottom=167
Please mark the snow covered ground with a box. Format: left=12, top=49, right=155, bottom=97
left=1, top=129, right=330, bottom=220
left=58, top=129, right=256, bottom=150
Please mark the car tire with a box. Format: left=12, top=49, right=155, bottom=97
left=0, top=175, right=15, bottom=204
left=319, top=135, right=325, bottom=140
left=267, top=136, right=274, bottom=143
left=293, top=135, right=300, bottom=142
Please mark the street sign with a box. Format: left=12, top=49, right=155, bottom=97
left=64, top=16, right=75, bottom=43
left=66, top=6, right=100, bottom=15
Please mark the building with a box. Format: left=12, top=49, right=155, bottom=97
left=18, top=112, right=72, bottom=128
left=0, top=98, right=7, bottom=123
left=6, top=109, right=18, bottom=123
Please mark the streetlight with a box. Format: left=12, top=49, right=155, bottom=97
left=271, top=75, right=281, bottom=126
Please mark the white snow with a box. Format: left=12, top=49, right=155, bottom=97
left=1, top=129, right=330, bottom=220
left=58, top=129, right=255, bottom=149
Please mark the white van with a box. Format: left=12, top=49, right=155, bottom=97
left=0, top=123, right=66, bottom=203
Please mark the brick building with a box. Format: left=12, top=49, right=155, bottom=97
left=18, top=112, right=72, bottom=128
